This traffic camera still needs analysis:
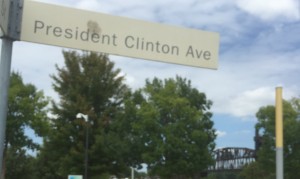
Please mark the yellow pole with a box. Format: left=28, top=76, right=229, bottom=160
left=275, top=87, right=283, bottom=179
left=276, top=87, right=283, bottom=148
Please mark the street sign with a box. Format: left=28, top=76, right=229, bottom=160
left=0, top=0, right=10, bottom=36
left=21, top=1, right=219, bottom=69
left=68, top=175, right=83, bottom=179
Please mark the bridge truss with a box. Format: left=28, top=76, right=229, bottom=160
left=208, top=147, right=256, bottom=172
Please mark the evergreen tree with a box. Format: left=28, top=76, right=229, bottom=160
left=37, top=51, right=129, bottom=178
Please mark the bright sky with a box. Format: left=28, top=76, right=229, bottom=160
left=2, top=0, right=300, bottom=149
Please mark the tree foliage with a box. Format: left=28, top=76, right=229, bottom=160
left=116, top=76, right=216, bottom=178
left=3, top=72, right=49, bottom=179
left=36, top=51, right=129, bottom=179
left=4, top=147, right=37, bottom=179
left=34, top=51, right=216, bottom=179
left=241, top=98, right=300, bottom=178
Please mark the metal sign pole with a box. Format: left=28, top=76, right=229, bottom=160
left=275, top=87, right=284, bottom=179
left=0, top=0, right=21, bottom=175
left=0, top=37, right=13, bottom=177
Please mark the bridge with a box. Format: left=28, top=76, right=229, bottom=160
left=208, top=147, right=256, bottom=172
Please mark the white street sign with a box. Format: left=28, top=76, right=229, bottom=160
left=21, top=1, right=219, bottom=69
left=0, top=0, right=10, bottom=36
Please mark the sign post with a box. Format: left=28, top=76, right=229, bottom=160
left=0, top=0, right=10, bottom=36
left=0, top=0, right=21, bottom=176
left=0, top=38, right=13, bottom=177
left=0, top=0, right=11, bottom=175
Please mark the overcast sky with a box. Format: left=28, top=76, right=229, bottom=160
left=1, top=0, right=300, bottom=149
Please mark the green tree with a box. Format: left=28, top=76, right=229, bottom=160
left=3, top=72, right=49, bottom=179
left=241, top=98, right=300, bottom=178
left=207, top=171, right=239, bottom=179
left=239, top=162, right=274, bottom=179
left=4, top=147, right=37, bottom=179
left=117, top=76, right=216, bottom=178
left=36, top=51, right=129, bottom=179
